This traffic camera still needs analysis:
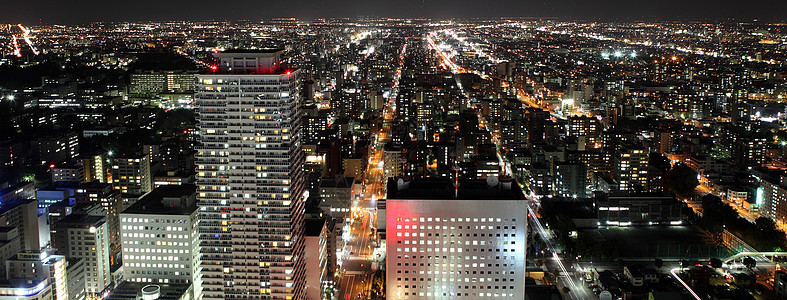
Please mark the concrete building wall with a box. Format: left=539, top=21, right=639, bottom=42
left=385, top=198, right=527, bottom=299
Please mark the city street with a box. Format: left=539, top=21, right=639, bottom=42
left=337, top=40, right=404, bottom=300
left=337, top=211, right=374, bottom=300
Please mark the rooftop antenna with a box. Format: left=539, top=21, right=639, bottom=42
left=452, top=165, right=460, bottom=199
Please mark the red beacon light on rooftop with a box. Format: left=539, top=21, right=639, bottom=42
left=210, top=65, right=218, bottom=72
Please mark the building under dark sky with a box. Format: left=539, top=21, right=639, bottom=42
left=2, top=0, right=786, bottom=24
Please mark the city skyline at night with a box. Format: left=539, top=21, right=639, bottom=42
left=0, top=6, right=787, bottom=300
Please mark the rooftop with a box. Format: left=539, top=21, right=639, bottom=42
left=106, top=281, right=191, bottom=300
left=122, top=184, right=197, bottom=215
left=304, top=218, right=326, bottom=237
left=55, top=213, right=105, bottom=228
left=386, top=177, right=524, bottom=200
left=220, top=48, right=285, bottom=54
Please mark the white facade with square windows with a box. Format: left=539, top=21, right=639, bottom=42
left=385, top=198, right=527, bottom=299
left=119, top=185, right=199, bottom=294
left=120, top=215, right=198, bottom=285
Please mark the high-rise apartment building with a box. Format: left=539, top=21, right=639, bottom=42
left=111, top=153, right=152, bottom=195
left=79, top=153, right=108, bottom=183
left=614, top=145, right=649, bottom=192
left=196, top=49, right=306, bottom=300
left=568, top=115, right=602, bottom=149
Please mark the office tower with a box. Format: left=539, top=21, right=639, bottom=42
left=66, top=258, right=86, bottom=300
left=0, top=182, right=35, bottom=204
left=119, top=185, right=199, bottom=291
left=196, top=49, right=306, bottom=300
left=51, top=163, right=85, bottom=182
left=385, top=177, right=527, bottom=299
left=51, top=213, right=110, bottom=295
left=111, top=153, right=153, bottom=195
left=130, top=70, right=197, bottom=95
left=594, top=192, right=683, bottom=226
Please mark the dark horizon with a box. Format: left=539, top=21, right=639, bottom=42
left=3, top=0, right=786, bottom=25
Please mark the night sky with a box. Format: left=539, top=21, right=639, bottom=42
left=2, top=0, right=785, bottom=24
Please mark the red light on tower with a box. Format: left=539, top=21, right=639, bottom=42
left=49, top=164, right=55, bottom=169
left=286, top=70, right=292, bottom=76
left=210, top=65, right=218, bottom=71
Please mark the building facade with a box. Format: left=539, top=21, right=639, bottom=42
left=111, top=154, right=152, bottom=195
left=384, top=178, right=527, bottom=299
left=51, top=215, right=110, bottom=295
left=119, top=185, right=199, bottom=293
left=195, top=50, right=307, bottom=300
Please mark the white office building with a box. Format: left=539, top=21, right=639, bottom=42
left=196, top=49, right=307, bottom=300
left=385, top=178, right=527, bottom=299
left=119, top=184, right=199, bottom=292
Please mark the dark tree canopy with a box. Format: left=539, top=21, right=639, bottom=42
left=663, top=163, right=698, bottom=196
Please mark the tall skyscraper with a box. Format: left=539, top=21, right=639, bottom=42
left=196, top=49, right=306, bottom=300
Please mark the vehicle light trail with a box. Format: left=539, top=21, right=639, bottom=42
left=670, top=268, right=702, bottom=300
left=11, top=35, right=21, bottom=57
left=17, top=24, right=39, bottom=55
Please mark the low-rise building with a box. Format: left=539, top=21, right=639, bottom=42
left=595, top=192, right=682, bottom=226
left=622, top=265, right=658, bottom=287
